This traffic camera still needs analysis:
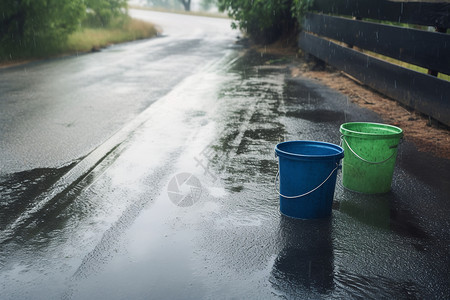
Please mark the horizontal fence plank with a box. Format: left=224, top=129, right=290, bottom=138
left=311, top=0, right=450, bottom=28
left=299, top=32, right=450, bottom=126
left=304, top=13, right=450, bottom=75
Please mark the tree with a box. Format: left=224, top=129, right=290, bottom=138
left=85, top=0, right=128, bottom=27
left=179, top=0, right=191, bottom=11
left=0, top=0, right=85, bottom=59
left=217, top=0, right=297, bottom=43
left=291, top=0, right=314, bottom=25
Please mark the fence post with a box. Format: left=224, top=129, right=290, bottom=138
left=427, top=27, right=447, bottom=77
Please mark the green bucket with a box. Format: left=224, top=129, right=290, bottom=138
left=340, top=122, right=403, bottom=194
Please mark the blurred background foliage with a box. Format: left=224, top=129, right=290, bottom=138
left=0, top=0, right=312, bottom=61
left=0, top=0, right=128, bottom=60
left=217, top=0, right=313, bottom=43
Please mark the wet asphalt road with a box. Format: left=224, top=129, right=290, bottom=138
left=0, top=10, right=237, bottom=175
left=1, top=9, right=450, bottom=300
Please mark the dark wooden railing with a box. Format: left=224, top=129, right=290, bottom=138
left=298, top=0, right=450, bottom=126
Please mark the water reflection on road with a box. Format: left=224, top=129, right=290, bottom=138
left=1, top=38, right=449, bottom=299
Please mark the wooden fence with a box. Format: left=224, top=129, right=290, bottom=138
left=298, top=0, right=450, bottom=126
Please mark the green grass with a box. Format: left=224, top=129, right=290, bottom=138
left=64, top=17, right=158, bottom=54
left=0, top=16, right=157, bottom=66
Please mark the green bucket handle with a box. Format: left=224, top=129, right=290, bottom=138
left=275, top=162, right=341, bottom=199
left=340, top=135, right=401, bottom=165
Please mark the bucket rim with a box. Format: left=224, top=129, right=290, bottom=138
left=340, top=122, right=403, bottom=138
left=275, top=140, right=344, bottom=160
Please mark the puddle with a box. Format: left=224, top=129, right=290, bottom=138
left=286, top=109, right=345, bottom=123
left=0, top=162, right=76, bottom=230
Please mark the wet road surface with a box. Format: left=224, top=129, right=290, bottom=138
left=1, top=10, right=450, bottom=300
left=0, top=9, right=237, bottom=174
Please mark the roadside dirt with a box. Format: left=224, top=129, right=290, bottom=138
left=254, top=41, right=450, bottom=160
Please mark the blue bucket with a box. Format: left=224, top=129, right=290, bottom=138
left=275, top=141, right=344, bottom=219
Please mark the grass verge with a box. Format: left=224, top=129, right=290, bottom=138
left=0, top=16, right=157, bottom=67
left=64, top=17, right=158, bottom=53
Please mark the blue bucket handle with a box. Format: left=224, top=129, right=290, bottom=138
left=275, top=162, right=341, bottom=199
left=340, top=135, right=401, bottom=165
